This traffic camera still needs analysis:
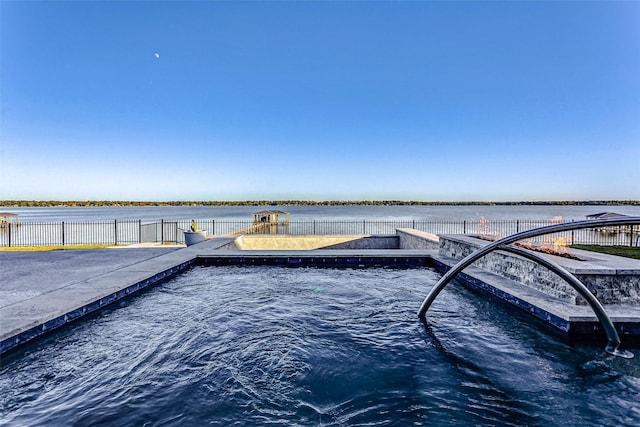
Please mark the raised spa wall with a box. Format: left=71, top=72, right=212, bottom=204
left=219, top=229, right=441, bottom=251
left=437, top=234, right=640, bottom=306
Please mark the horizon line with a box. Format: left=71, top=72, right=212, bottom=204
left=2, top=200, right=639, bottom=207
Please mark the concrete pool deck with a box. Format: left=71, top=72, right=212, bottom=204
left=2, top=236, right=640, bottom=356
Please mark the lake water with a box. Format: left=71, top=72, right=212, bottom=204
left=4, top=205, right=638, bottom=247
left=2, top=266, right=639, bottom=426
left=5, top=204, right=640, bottom=222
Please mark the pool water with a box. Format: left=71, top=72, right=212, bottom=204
left=1, top=266, right=639, bottom=426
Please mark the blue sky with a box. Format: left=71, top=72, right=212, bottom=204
left=1, top=1, right=639, bottom=202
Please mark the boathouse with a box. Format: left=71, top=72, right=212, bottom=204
left=587, top=212, right=633, bottom=234
left=0, top=212, right=18, bottom=228
left=586, top=212, right=628, bottom=220
left=252, top=210, right=290, bottom=225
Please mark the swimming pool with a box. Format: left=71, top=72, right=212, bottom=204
left=1, top=266, right=639, bottom=426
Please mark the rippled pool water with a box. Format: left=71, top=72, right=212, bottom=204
left=1, top=266, right=639, bottom=426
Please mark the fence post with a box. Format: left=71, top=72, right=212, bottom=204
left=62, top=221, right=65, bottom=246
left=114, top=220, right=118, bottom=246
left=8, top=222, right=11, bottom=247
left=138, top=220, right=142, bottom=244
left=161, top=219, right=164, bottom=244
left=463, top=220, right=466, bottom=234
left=516, top=220, right=520, bottom=233
left=212, top=219, right=215, bottom=236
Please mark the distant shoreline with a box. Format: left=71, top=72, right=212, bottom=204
left=2, top=200, right=639, bottom=208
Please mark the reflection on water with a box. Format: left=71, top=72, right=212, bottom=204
left=1, top=266, right=639, bottom=426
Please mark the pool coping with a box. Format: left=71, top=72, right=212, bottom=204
left=2, top=237, right=639, bottom=357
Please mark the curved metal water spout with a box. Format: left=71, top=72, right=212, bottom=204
left=418, top=217, right=640, bottom=358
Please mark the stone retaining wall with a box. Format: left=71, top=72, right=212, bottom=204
left=396, top=228, right=440, bottom=250
left=439, top=234, right=640, bottom=305
left=439, top=235, right=578, bottom=303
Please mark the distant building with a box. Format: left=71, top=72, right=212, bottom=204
left=586, top=212, right=630, bottom=234
left=586, top=212, right=627, bottom=220
left=252, top=210, right=290, bottom=225
left=0, top=212, right=18, bottom=228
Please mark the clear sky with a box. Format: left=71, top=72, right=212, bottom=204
left=1, top=1, right=639, bottom=202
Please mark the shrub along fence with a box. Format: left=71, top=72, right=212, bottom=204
left=0, top=219, right=638, bottom=248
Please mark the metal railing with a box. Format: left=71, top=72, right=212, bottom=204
left=0, top=219, right=638, bottom=247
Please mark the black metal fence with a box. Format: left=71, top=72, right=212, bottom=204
left=0, top=219, right=638, bottom=248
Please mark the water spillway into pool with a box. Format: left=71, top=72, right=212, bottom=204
left=1, top=265, right=639, bottom=426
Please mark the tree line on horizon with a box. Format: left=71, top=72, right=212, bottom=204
left=1, top=200, right=639, bottom=208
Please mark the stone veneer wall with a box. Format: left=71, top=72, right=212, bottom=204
left=576, top=274, right=640, bottom=306
left=396, top=229, right=440, bottom=250
left=439, top=234, right=640, bottom=305
left=439, top=235, right=578, bottom=303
